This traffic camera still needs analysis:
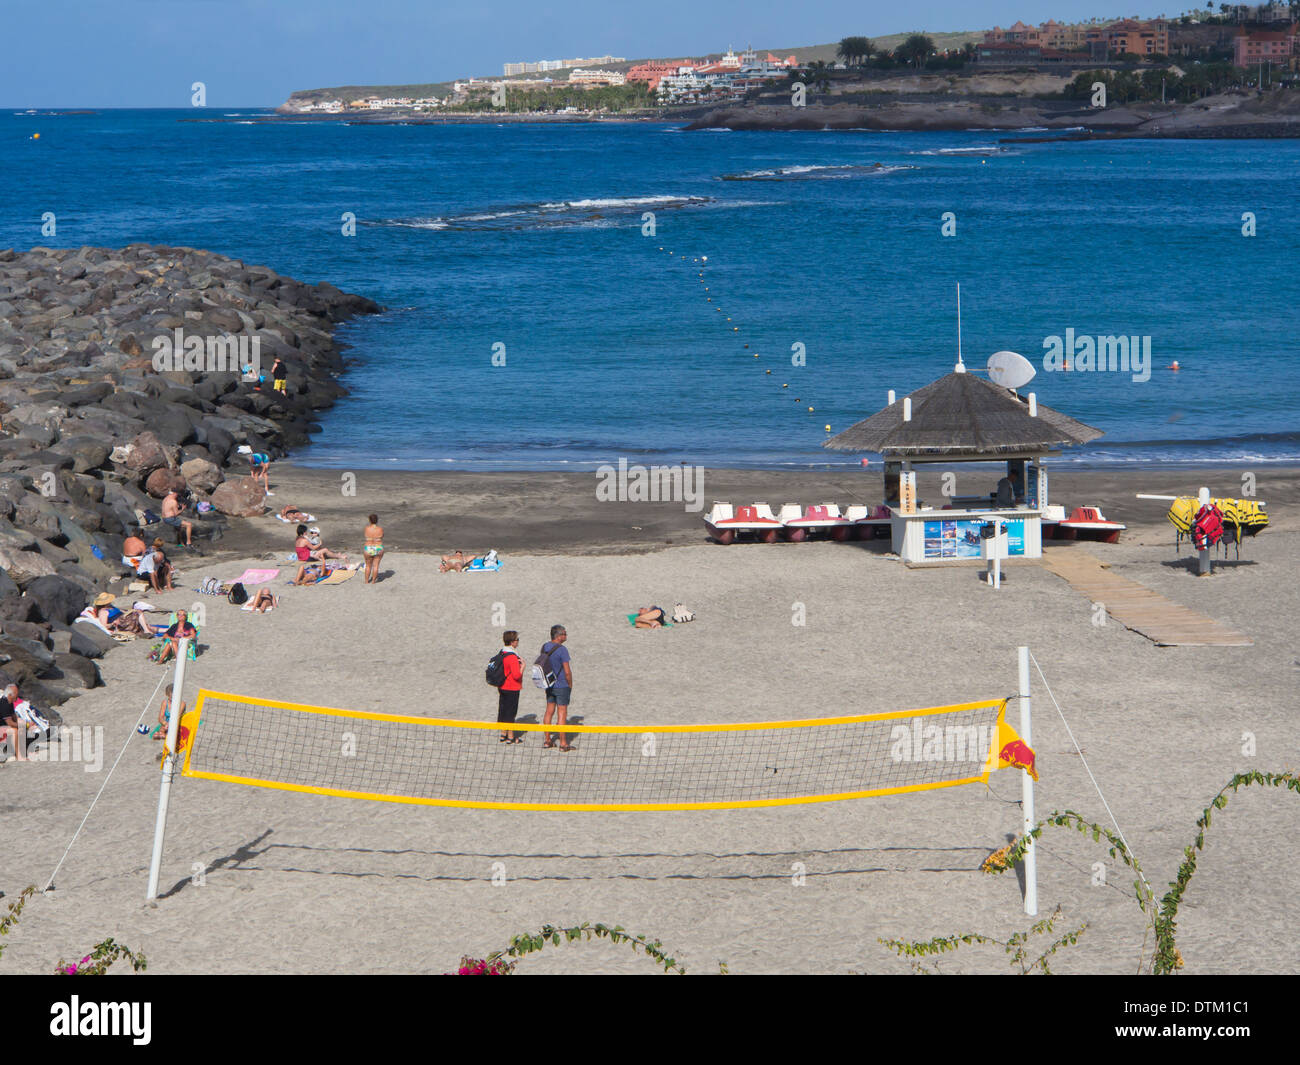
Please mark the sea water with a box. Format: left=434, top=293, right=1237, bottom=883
left=3, top=109, right=1298, bottom=470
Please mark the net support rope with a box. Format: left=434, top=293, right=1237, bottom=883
left=42, top=669, right=169, bottom=893
left=1028, top=649, right=1153, bottom=900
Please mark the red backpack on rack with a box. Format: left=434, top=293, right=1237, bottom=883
left=1192, top=504, right=1224, bottom=551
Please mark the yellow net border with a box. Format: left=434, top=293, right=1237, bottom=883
left=180, top=689, right=1010, bottom=812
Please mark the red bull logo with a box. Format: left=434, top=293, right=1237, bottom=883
left=999, top=739, right=1038, bottom=781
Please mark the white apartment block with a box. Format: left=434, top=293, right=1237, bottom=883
left=568, top=68, right=626, bottom=85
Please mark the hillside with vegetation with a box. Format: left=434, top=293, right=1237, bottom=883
left=279, top=29, right=982, bottom=108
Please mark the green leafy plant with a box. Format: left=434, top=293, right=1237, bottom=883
left=1, top=882, right=146, bottom=974
left=881, top=905, right=1087, bottom=974
left=987, top=770, right=1298, bottom=974
left=455, top=922, right=728, bottom=975
left=56, top=939, right=147, bottom=976
left=0, top=886, right=36, bottom=961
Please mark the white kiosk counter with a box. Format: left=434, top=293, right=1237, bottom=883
left=892, top=505, right=1043, bottom=564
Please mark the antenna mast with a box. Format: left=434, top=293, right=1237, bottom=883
left=955, top=283, right=965, bottom=373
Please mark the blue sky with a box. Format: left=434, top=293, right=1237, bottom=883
left=3, top=1, right=1177, bottom=107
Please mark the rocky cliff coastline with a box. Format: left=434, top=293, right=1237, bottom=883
left=684, top=88, right=1300, bottom=137
left=0, top=244, right=380, bottom=716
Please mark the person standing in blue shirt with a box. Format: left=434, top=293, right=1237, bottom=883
left=540, top=625, right=573, bottom=751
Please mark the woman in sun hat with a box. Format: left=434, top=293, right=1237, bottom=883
left=86, top=592, right=115, bottom=628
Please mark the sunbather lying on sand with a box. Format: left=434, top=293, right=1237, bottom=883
left=294, top=562, right=327, bottom=585
left=633, top=606, right=668, bottom=629
left=245, top=588, right=278, bottom=612
left=439, top=550, right=498, bottom=574
left=279, top=505, right=311, bottom=523
left=440, top=551, right=468, bottom=573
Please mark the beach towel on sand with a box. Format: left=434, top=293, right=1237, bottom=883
left=465, top=558, right=502, bottom=573
left=318, top=569, right=356, bottom=585
left=627, top=613, right=672, bottom=628
left=275, top=513, right=315, bottom=523
left=234, top=568, right=280, bottom=585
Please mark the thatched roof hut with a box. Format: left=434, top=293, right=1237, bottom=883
left=823, top=371, right=1103, bottom=457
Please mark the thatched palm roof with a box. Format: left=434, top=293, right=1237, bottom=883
left=823, top=371, right=1103, bottom=456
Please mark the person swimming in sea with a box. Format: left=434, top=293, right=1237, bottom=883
left=363, top=513, right=384, bottom=584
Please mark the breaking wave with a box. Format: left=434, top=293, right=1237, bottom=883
left=371, top=194, right=724, bottom=232
left=720, top=163, right=916, bottom=181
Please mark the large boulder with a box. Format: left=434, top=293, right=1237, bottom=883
left=0, top=544, right=57, bottom=584
left=0, top=618, right=49, bottom=643
left=121, top=430, right=177, bottom=477
left=70, top=619, right=118, bottom=657
left=24, top=574, right=88, bottom=625
left=57, top=436, right=112, bottom=474
left=0, top=641, right=49, bottom=685
left=179, top=457, right=223, bottom=493
left=0, top=635, right=54, bottom=671
left=17, top=422, right=58, bottom=448
left=17, top=678, right=77, bottom=707
left=209, top=478, right=265, bottom=517
left=0, top=597, right=36, bottom=623
left=69, top=626, right=109, bottom=659
left=12, top=500, right=60, bottom=539
left=48, top=653, right=100, bottom=689
left=144, top=467, right=187, bottom=499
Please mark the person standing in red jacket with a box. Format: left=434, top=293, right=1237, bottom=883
left=497, top=631, right=524, bottom=743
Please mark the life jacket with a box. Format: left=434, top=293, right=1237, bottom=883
left=1192, top=504, right=1224, bottom=551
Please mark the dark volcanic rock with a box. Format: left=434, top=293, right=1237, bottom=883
left=0, top=242, right=381, bottom=715
left=0, top=543, right=58, bottom=583
left=24, top=574, right=89, bottom=625
left=49, top=653, right=101, bottom=689
left=69, top=627, right=108, bottom=658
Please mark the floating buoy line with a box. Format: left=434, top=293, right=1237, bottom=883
left=656, top=246, right=833, bottom=434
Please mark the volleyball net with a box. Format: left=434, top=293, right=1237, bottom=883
left=177, top=691, right=1033, bottom=812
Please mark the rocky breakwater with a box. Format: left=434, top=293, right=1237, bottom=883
left=0, top=243, right=380, bottom=716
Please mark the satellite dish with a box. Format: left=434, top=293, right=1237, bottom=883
left=987, top=350, right=1036, bottom=390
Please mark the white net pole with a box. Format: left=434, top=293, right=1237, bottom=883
left=146, top=637, right=189, bottom=901
left=1018, top=645, right=1037, bottom=916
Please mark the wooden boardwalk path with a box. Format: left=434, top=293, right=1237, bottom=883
left=1040, top=548, right=1252, bottom=647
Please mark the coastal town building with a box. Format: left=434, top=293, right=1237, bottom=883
left=1089, top=18, right=1170, bottom=58
left=568, top=68, right=626, bottom=85
left=984, top=16, right=1168, bottom=59
left=655, top=49, right=795, bottom=103
left=1231, top=23, right=1298, bottom=67
left=297, top=98, right=345, bottom=113
left=975, top=42, right=1071, bottom=66
left=504, top=55, right=624, bottom=75
left=627, top=59, right=705, bottom=91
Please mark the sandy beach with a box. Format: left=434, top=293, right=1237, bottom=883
left=3, top=463, right=1298, bottom=974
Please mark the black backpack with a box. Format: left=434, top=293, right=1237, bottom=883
left=227, top=582, right=249, bottom=605
left=485, top=650, right=509, bottom=688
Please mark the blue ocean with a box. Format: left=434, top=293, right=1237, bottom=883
left=4, top=108, right=1298, bottom=470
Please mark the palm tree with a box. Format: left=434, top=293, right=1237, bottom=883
left=837, top=36, right=877, bottom=68
left=897, top=34, right=937, bottom=69
left=806, top=60, right=833, bottom=92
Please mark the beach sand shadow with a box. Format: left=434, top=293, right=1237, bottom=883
left=158, top=828, right=274, bottom=899
left=1159, top=557, right=1259, bottom=573
left=189, top=839, right=997, bottom=885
